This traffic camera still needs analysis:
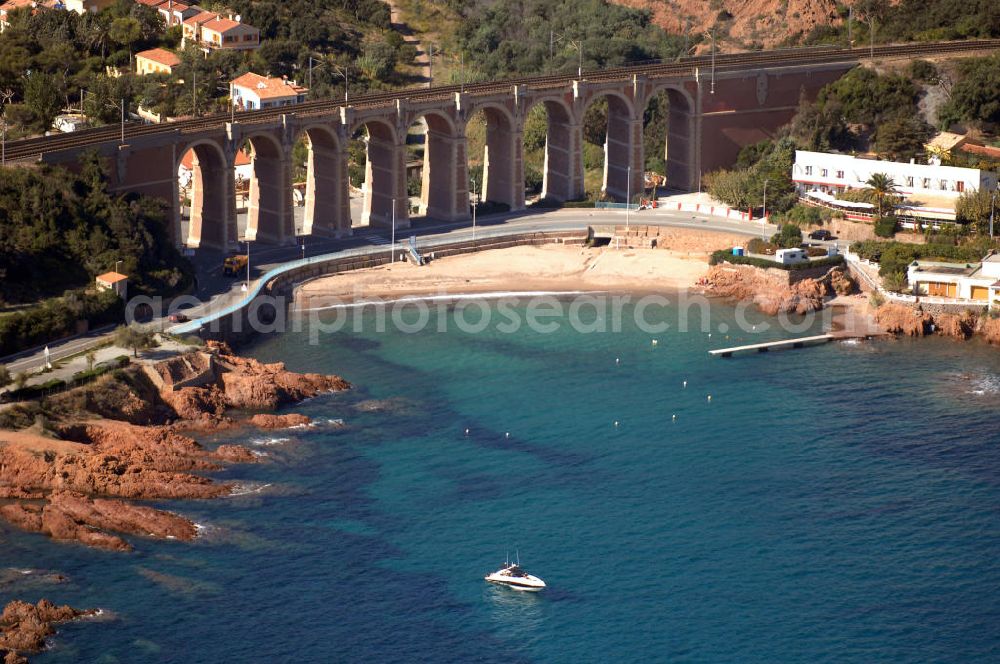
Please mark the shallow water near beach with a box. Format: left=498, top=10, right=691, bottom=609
left=6, top=298, right=1000, bottom=662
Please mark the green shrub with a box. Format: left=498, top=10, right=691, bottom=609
left=0, top=365, right=9, bottom=387
left=874, top=216, right=898, bottom=238
left=771, top=224, right=804, bottom=248
left=0, top=289, right=124, bottom=356
left=851, top=239, right=992, bottom=277
left=775, top=204, right=828, bottom=226
left=710, top=250, right=844, bottom=271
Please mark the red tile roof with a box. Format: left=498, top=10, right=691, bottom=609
left=183, top=9, right=216, bottom=26
left=201, top=16, right=251, bottom=33
left=96, top=271, right=128, bottom=284
left=136, top=48, right=181, bottom=67
left=961, top=143, right=1000, bottom=160
left=231, top=72, right=306, bottom=100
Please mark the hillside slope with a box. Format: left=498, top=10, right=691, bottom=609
left=612, top=0, right=842, bottom=49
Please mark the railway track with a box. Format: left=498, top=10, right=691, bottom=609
left=5, top=38, right=999, bottom=162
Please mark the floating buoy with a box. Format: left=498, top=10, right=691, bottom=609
left=683, top=380, right=687, bottom=388
left=614, top=421, right=619, bottom=427
left=505, top=432, right=510, bottom=439
left=707, top=395, right=712, bottom=402
left=615, top=357, right=620, bottom=365
left=464, top=428, right=470, bottom=436
left=651, top=339, right=658, bottom=346
left=708, top=333, right=712, bottom=338
left=672, top=414, right=677, bottom=422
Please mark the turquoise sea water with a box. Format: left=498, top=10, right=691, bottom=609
left=5, top=297, right=1000, bottom=663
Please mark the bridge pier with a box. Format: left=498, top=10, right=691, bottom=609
left=187, top=149, right=236, bottom=251
left=245, top=145, right=295, bottom=245
left=303, top=140, right=351, bottom=238
left=420, top=126, right=470, bottom=221
left=480, top=107, right=524, bottom=212
left=541, top=115, right=585, bottom=202
left=602, top=99, right=642, bottom=203
left=361, top=131, right=409, bottom=230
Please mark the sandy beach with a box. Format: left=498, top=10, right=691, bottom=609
left=295, top=244, right=711, bottom=308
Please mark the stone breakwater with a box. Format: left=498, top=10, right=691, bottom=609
left=0, top=341, right=349, bottom=551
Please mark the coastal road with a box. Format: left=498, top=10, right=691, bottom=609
left=1, top=206, right=774, bottom=377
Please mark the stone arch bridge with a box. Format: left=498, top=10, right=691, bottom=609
left=10, top=39, right=999, bottom=250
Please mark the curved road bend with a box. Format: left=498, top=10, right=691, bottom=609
left=1, top=208, right=775, bottom=373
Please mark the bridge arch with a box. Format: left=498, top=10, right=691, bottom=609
left=465, top=101, right=522, bottom=211
left=241, top=131, right=293, bottom=245
left=405, top=109, right=468, bottom=222
left=350, top=117, right=404, bottom=228
left=523, top=95, right=581, bottom=202
left=642, top=83, right=698, bottom=193
left=581, top=89, right=640, bottom=202
left=177, top=139, right=233, bottom=250
left=296, top=122, right=350, bottom=237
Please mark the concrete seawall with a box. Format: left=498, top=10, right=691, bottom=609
left=185, top=229, right=589, bottom=346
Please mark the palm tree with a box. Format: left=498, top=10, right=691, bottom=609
left=865, top=172, right=898, bottom=218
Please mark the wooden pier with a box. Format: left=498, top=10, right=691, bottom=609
left=708, top=334, right=834, bottom=357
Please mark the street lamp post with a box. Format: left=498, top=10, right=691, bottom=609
left=0, top=88, right=13, bottom=167
left=990, top=188, right=998, bottom=237
left=704, top=31, right=716, bottom=94
left=569, top=39, right=583, bottom=78
left=471, top=176, right=477, bottom=242
left=245, top=239, right=251, bottom=289
left=333, top=65, right=348, bottom=106
left=626, top=165, right=631, bottom=232
left=427, top=44, right=435, bottom=87
left=763, top=178, right=769, bottom=221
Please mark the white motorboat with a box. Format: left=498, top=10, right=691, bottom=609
left=484, top=555, right=546, bottom=592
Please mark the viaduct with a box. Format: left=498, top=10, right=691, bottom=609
left=7, top=39, right=1000, bottom=251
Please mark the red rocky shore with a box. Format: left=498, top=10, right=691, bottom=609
left=873, top=303, right=1000, bottom=342
left=0, top=599, right=98, bottom=664
left=0, top=341, right=349, bottom=549
left=0, top=342, right=349, bottom=660
left=704, top=263, right=856, bottom=315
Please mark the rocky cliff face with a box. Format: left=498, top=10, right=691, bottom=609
left=704, top=263, right=854, bottom=315
left=612, top=0, right=842, bottom=48
left=0, top=342, right=351, bottom=552
left=875, top=303, right=1000, bottom=343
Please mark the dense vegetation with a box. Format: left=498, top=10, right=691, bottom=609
left=851, top=237, right=996, bottom=287
left=450, top=0, right=683, bottom=80
left=802, top=0, right=1000, bottom=46
left=937, top=54, right=1000, bottom=131
left=0, top=154, right=192, bottom=304
left=787, top=68, right=931, bottom=159
left=705, top=138, right=798, bottom=216
left=0, top=0, right=409, bottom=132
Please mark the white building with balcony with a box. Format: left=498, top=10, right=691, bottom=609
left=792, top=150, right=998, bottom=210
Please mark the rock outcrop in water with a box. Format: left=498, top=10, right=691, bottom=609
left=0, top=342, right=350, bottom=551
left=704, top=264, right=854, bottom=315
left=0, top=599, right=96, bottom=661
left=874, top=303, right=1000, bottom=343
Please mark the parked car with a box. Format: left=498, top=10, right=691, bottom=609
left=808, top=229, right=832, bottom=241
left=168, top=313, right=190, bottom=323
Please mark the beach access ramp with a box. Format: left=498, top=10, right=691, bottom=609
left=406, top=236, right=425, bottom=266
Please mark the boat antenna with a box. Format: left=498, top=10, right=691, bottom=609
left=516, top=549, right=520, bottom=565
